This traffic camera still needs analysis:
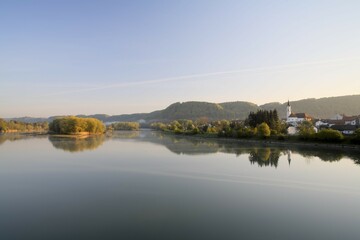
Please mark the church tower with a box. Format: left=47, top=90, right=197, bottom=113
left=286, top=100, right=291, bottom=120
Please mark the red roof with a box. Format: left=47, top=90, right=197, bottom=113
left=343, top=116, right=358, bottom=121
left=327, top=120, right=345, bottom=125
left=289, top=113, right=312, bottom=119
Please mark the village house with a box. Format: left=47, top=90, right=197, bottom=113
left=330, top=125, right=357, bottom=135
left=343, top=115, right=360, bottom=125
left=284, top=101, right=359, bottom=135
left=314, top=114, right=360, bottom=135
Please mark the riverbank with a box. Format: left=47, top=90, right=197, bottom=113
left=158, top=130, right=360, bottom=152
left=1, top=130, right=48, bottom=134
left=1, top=131, right=104, bottom=139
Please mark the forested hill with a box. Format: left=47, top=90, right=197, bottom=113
left=4, top=95, right=360, bottom=123
left=260, top=95, right=360, bottom=119
left=144, top=101, right=259, bottom=121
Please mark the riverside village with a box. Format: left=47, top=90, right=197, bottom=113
left=286, top=100, right=360, bottom=135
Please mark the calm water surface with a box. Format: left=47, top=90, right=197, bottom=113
left=1, top=131, right=360, bottom=239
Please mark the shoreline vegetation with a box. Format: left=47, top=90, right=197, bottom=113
left=1, top=111, right=360, bottom=149
left=158, top=129, right=360, bottom=151
left=0, top=118, right=49, bottom=133
left=107, top=122, right=140, bottom=131
left=149, top=109, right=360, bottom=148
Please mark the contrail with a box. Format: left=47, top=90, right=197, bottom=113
left=45, top=57, right=360, bottom=96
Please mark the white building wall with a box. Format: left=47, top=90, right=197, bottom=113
left=330, top=114, right=343, bottom=120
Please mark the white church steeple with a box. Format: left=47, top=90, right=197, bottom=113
left=286, top=100, right=291, bottom=120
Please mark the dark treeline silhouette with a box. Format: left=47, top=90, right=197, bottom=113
left=246, top=109, right=279, bottom=130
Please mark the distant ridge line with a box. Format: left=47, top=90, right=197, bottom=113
left=4, top=94, right=360, bottom=123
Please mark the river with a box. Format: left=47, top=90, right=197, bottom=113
left=0, top=130, right=359, bottom=239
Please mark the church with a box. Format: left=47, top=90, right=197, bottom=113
left=286, top=100, right=312, bottom=126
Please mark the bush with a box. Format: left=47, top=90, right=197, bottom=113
left=192, top=127, right=200, bottom=135
left=351, top=128, right=360, bottom=144
left=237, top=127, right=257, bottom=138
left=316, top=129, right=344, bottom=143
left=355, top=128, right=360, bottom=138
left=174, top=128, right=183, bottom=134
left=270, top=130, right=278, bottom=136
left=111, top=122, right=140, bottom=131
left=277, top=134, right=286, bottom=141
left=257, top=122, right=271, bottom=138
left=150, top=122, right=167, bottom=130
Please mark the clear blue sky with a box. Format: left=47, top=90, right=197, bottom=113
left=1, top=0, right=360, bottom=117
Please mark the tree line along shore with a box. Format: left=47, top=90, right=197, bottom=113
left=150, top=110, right=360, bottom=145
left=1, top=111, right=360, bottom=145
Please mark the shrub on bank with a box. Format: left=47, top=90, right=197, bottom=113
left=257, top=122, right=271, bottom=139
left=110, top=122, right=140, bottom=131
left=277, top=134, right=286, bottom=141
left=351, top=128, right=360, bottom=144
left=315, top=129, right=344, bottom=143
left=237, top=127, right=257, bottom=138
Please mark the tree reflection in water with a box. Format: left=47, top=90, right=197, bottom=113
left=0, top=133, right=47, bottom=145
left=248, top=148, right=282, bottom=167
left=290, top=148, right=344, bottom=162
left=1, top=131, right=359, bottom=166
left=108, top=131, right=140, bottom=139
left=134, top=131, right=360, bottom=168
left=48, top=135, right=105, bottom=153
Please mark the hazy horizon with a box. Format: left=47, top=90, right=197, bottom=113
left=2, top=93, right=360, bottom=119
left=1, top=1, right=360, bottom=117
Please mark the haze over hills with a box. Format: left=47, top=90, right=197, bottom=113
left=4, top=95, right=360, bottom=123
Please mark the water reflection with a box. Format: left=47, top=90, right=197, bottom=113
left=0, top=133, right=47, bottom=145
left=48, top=135, right=105, bottom=153
left=1, top=135, right=360, bottom=239
left=108, top=130, right=140, bottom=139
left=248, top=148, right=282, bottom=167
left=120, top=131, right=360, bottom=167
left=291, top=148, right=343, bottom=162
left=1, top=131, right=359, bottom=166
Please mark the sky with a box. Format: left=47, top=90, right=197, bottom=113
left=1, top=0, right=360, bottom=117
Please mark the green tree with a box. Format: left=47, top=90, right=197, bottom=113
left=0, top=118, right=7, bottom=132
left=257, top=122, right=270, bottom=138
left=246, top=109, right=280, bottom=132
left=169, top=121, right=182, bottom=131
left=297, top=121, right=315, bottom=140
left=185, top=120, right=195, bottom=131
left=217, top=120, right=231, bottom=137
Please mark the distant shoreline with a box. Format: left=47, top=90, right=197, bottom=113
left=0, top=131, right=102, bottom=138
left=2, top=130, right=360, bottom=152
left=158, top=130, right=360, bottom=152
